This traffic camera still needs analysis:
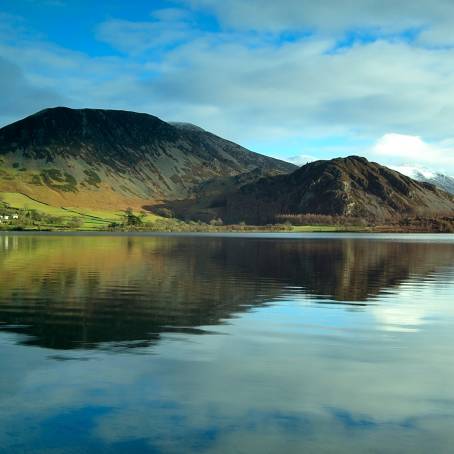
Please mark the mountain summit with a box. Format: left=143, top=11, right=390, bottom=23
left=222, top=156, right=454, bottom=223
left=0, top=107, right=295, bottom=208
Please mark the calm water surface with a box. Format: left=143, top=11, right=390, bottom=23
left=1, top=233, right=454, bottom=453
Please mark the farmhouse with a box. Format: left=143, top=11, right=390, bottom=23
left=0, top=213, right=19, bottom=220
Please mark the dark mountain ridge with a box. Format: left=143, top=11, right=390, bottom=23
left=220, top=156, right=454, bottom=223
left=0, top=107, right=295, bottom=208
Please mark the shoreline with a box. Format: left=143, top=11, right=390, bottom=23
left=1, top=226, right=453, bottom=234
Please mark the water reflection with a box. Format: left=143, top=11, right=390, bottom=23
left=0, top=234, right=453, bottom=349
left=1, top=234, right=454, bottom=453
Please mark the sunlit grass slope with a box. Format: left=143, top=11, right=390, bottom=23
left=0, top=192, right=162, bottom=229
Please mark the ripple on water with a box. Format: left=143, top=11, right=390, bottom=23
left=0, top=233, right=454, bottom=453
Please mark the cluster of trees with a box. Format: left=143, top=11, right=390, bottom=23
left=108, top=210, right=291, bottom=232
left=108, top=208, right=148, bottom=229
left=276, top=213, right=369, bottom=226
left=397, top=215, right=454, bottom=233
left=276, top=212, right=454, bottom=232
left=123, top=208, right=146, bottom=226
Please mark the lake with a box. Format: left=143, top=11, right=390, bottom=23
left=1, top=232, right=454, bottom=453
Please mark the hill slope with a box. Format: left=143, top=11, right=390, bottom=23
left=0, top=107, right=295, bottom=209
left=222, top=156, right=454, bottom=223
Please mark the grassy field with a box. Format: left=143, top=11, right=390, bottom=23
left=64, top=207, right=161, bottom=223
left=0, top=192, right=162, bottom=230
left=0, top=192, right=78, bottom=217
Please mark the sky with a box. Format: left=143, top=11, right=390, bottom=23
left=1, top=0, right=454, bottom=174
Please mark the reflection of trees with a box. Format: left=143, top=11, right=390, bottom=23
left=0, top=235, right=453, bottom=349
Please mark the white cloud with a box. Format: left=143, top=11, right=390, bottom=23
left=185, top=0, right=454, bottom=44
left=142, top=37, right=454, bottom=143
left=389, top=165, right=436, bottom=180
left=2, top=2, right=454, bottom=175
left=151, top=8, right=191, bottom=22
left=372, top=133, right=435, bottom=160
left=96, top=18, right=193, bottom=55
left=369, top=133, right=454, bottom=174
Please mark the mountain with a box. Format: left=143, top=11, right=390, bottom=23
left=220, top=156, right=454, bottom=223
left=0, top=107, right=295, bottom=210
left=390, top=165, right=454, bottom=195
left=2, top=109, right=452, bottom=226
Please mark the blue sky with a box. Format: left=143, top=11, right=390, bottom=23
left=1, top=0, right=454, bottom=173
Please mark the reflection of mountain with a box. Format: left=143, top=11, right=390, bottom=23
left=234, top=239, right=454, bottom=301
left=0, top=235, right=277, bottom=349
left=0, top=234, right=453, bottom=349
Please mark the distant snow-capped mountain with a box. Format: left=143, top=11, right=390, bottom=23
left=391, top=165, right=454, bottom=195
